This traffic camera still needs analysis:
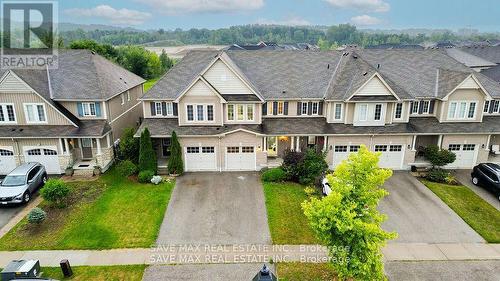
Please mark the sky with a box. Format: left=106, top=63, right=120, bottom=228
left=58, top=0, right=500, bottom=32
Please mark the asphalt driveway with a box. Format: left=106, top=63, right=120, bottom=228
left=453, top=170, right=500, bottom=211
left=0, top=204, right=24, bottom=229
left=380, top=172, right=484, bottom=243
left=156, top=172, right=271, bottom=245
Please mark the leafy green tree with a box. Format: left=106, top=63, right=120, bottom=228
left=119, top=127, right=140, bottom=164
left=139, top=127, right=157, bottom=173
left=159, top=50, right=174, bottom=72
left=167, top=131, right=183, bottom=175
left=302, top=145, right=396, bottom=281
left=69, top=39, right=117, bottom=60
left=424, top=145, right=456, bottom=168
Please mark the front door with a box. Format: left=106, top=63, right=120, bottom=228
left=81, top=138, right=93, bottom=159
left=267, top=137, right=277, bottom=157
left=162, top=138, right=171, bottom=157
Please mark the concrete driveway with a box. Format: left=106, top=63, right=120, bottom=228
left=156, top=172, right=271, bottom=245
left=453, top=170, right=500, bottom=211
left=385, top=261, right=500, bottom=281
left=380, top=172, right=484, bottom=243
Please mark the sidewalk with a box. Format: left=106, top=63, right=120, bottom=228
left=0, top=243, right=499, bottom=267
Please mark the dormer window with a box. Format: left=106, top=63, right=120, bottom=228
left=410, top=100, right=434, bottom=115
left=82, top=102, right=96, bottom=116
left=311, top=102, right=319, bottom=115
left=0, top=104, right=16, bottom=123
left=448, top=101, right=477, bottom=120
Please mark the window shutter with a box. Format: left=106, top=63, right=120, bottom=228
left=418, top=101, right=424, bottom=114
left=95, top=102, right=102, bottom=117
left=262, top=102, right=267, bottom=115
left=273, top=102, right=278, bottom=115
left=150, top=102, right=156, bottom=116
left=161, top=102, right=167, bottom=116
left=489, top=101, right=495, bottom=113
left=173, top=103, right=178, bottom=116
left=410, top=102, right=414, bottom=113
left=284, top=102, right=289, bottom=115
left=307, top=102, right=312, bottom=115
left=318, top=101, right=324, bottom=115
left=297, top=102, right=302, bottom=115
left=77, top=102, right=83, bottom=117
left=429, top=100, right=435, bottom=114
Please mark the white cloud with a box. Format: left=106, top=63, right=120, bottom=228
left=65, top=5, right=151, bottom=25
left=324, top=0, right=390, bottom=13
left=350, top=14, right=382, bottom=26
left=136, top=0, right=264, bottom=14
left=256, top=16, right=311, bottom=26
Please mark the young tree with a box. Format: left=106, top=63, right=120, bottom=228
left=424, top=145, right=456, bottom=168
left=302, top=145, right=397, bottom=281
left=139, top=127, right=157, bottom=173
left=159, top=50, right=174, bottom=73
left=167, top=131, right=183, bottom=175
left=119, top=127, right=140, bottom=164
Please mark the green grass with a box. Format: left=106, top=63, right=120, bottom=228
left=421, top=179, right=500, bottom=243
left=40, top=265, right=146, bottom=281
left=277, top=263, right=337, bottom=281
left=0, top=168, right=175, bottom=250
left=143, top=78, right=159, bottom=92
left=263, top=182, right=318, bottom=244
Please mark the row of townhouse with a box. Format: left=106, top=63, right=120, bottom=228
left=136, top=49, right=500, bottom=172
left=0, top=50, right=144, bottom=175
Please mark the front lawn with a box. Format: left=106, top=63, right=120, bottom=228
left=263, top=182, right=317, bottom=244
left=421, top=179, right=500, bottom=243
left=276, top=263, right=337, bottom=281
left=0, top=168, right=175, bottom=250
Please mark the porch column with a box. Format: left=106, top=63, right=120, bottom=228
left=290, top=136, right=295, bottom=151
left=411, top=135, right=417, bottom=151
left=295, top=137, right=300, bottom=152
left=263, top=137, right=267, bottom=152
left=106, top=134, right=111, bottom=148
left=64, top=138, right=70, bottom=155
left=58, top=138, right=64, bottom=154
left=486, top=134, right=491, bottom=150
left=96, top=138, right=102, bottom=155
left=438, top=135, right=443, bottom=149
left=323, top=136, right=328, bottom=151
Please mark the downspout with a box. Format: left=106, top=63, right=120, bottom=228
left=218, top=136, right=222, bottom=172
left=11, top=138, right=20, bottom=164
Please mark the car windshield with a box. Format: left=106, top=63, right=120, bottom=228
left=1, top=175, right=26, bottom=187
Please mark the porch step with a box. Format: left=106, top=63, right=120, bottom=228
left=158, top=167, right=168, bottom=175
left=72, top=169, right=95, bottom=177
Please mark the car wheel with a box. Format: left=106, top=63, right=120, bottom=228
left=23, top=192, right=30, bottom=204
left=472, top=177, right=479, bottom=185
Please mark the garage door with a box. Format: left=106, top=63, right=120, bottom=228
left=225, top=146, right=256, bottom=171
left=24, top=147, right=60, bottom=174
left=0, top=147, right=16, bottom=175
left=446, top=144, right=477, bottom=169
left=375, top=145, right=404, bottom=169
left=184, top=146, right=217, bottom=171
left=332, top=145, right=360, bottom=167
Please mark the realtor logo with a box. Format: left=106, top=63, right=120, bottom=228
left=1, top=1, right=58, bottom=69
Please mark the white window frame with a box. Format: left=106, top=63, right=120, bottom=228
left=421, top=100, right=430, bottom=114
left=155, top=102, right=163, bottom=116
left=333, top=103, right=343, bottom=120
left=23, top=103, right=47, bottom=124
left=186, top=103, right=215, bottom=123
left=394, top=103, right=403, bottom=119
left=121, top=93, right=125, bottom=105
left=227, top=104, right=255, bottom=122
left=0, top=103, right=17, bottom=124
left=311, top=101, right=319, bottom=115
left=447, top=101, right=477, bottom=120
left=82, top=102, right=96, bottom=117
left=277, top=101, right=284, bottom=115
left=411, top=101, right=419, bottom=114
left=301, top=102, right=308, bottom=115
left=374, top=103, right=383, bottom=120
left=359, top=104, right=368, bottom=121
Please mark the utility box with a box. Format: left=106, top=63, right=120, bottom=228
left=1, top=260, right=41, bottom=281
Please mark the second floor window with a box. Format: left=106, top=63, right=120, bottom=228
left=334, top=103, right=343, bottom=120
left=24, top=103, right=46, bottom=123
left=0, top=104, right=16, bottom=123
left=374, top=104, right=382, bottom=120
left=187, top=104, right=214, bottom=122
left=82, top=102, right=96, bottom=116
left=227, top=104, right=254, bottom=121
left=277, top=101, right=284, bottom=115
left=448, top=101, right=477, bottom=120
left=301, top=102, right=308, bottom=115
left=394, top=103, right=403, bottom=119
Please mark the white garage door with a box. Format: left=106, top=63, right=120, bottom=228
left=446, top=144, right=477, bottom=169
left=332, top=145, right=360, bottom=167
left=24, top=147, right=60, bottom=174
left=0, top=147, right=16, bottom=175
left=375, top=145, right=404, bottom=169
left=184, top=146, right=217, bottom=171
left=225, top=146, right=256, bottom=171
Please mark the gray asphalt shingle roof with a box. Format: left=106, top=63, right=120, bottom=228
left=445, top=48, right=497, bottom=68
left=144, top=49, right=500, bottom=101
left=481, top=65, right=500, bottom=83
left=0, top=120, right=111, bottom=138
left=460, top=46, right=500, bottom=64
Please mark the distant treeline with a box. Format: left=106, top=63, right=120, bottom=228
left=60, top=24, right=500, bottom=48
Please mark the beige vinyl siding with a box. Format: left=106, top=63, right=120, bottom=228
left=440, top=89, right=485, bottom=122
left=204, top=59, right=253, bottom=94
left=355, top=76, right=394, bottom=96
left=107, top=85, right=143, bottom=121
left=58, top=101, right=107, bottom=121
left=345, top=103, right=355, bottom=124
left=0, top=92, right=71, bottom=125
left=110, top=102, right=142, bottom=141
left=441, top=134, right=489, bottom=164
left=0, top=72, right=32, bottom=92
left=178, top=80, right=223, bottom=126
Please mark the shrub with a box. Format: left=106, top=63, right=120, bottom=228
left=151, top=175, right=163, bottom=185
left=139, top=127, right=157, bottom=173
left=298, top=149, right=329, bottom=185
left=118, top=127, right=140, bottom=164
left=427, top=168, right=450, bottom=183
left=40, top=179, right=70, bottom=208
left=425, top=145, right=456, bottom=168
left=27, top=207, right=46, bottom=224
left=117, top=160, right=138, bottom=177
left=281, top=150, right=305, bottom=181
left=167, top=131, right=184, bottom=175
left=261, top=167, right=288, bottom=182
left=138, top=170, right=154, bottom=183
